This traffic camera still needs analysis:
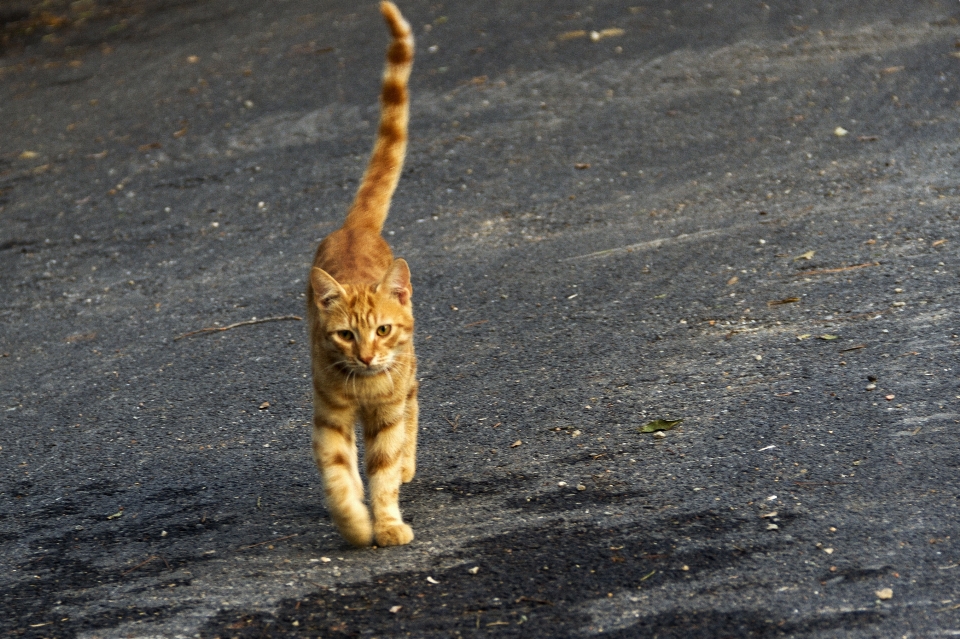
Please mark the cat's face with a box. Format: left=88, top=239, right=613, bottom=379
left=311, top=260, right=413, bottom=376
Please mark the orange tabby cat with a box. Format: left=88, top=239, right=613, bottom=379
left=306, top=1, right=417, bottom=547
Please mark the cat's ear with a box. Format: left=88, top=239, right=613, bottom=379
left=380, top=258, right=412, bottom=306
left=311, top=267, right=345, bottom=308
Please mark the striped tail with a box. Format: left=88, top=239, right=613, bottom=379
left=343, top=1, right=414, bottom=232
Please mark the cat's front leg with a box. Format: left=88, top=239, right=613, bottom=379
left=312, top=403, right=372, bottom=547
left=363, top=406, right=413, bottom=546
left=400, top=381, right=418, bottom=483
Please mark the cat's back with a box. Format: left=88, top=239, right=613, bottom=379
left=313, top=226, right=393, bottom=286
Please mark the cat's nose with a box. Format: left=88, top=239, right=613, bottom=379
left=359, top=354, right=374, bottom=366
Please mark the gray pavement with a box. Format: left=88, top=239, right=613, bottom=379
left=1, top=1, right=959, bottom=637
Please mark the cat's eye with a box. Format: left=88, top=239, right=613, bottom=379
left=376, top=324, right=391, bottom=337
left=337, top=330, right=354, bottom=341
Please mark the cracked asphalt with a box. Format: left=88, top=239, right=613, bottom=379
left=1, top=1, right=959, bottom=637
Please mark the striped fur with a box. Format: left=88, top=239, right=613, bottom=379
left=306, top=2, right=417, bottom=548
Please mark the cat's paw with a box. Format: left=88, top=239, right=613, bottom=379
left=375, top=522, right=414, bottom=546
left=335, top=514, right=374, bottom=547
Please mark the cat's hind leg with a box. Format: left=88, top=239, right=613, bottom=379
left=363, top=404, right=413, bottom=546
left=312, top=403, right=372, bottom=547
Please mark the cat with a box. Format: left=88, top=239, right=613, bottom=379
left=306, top=1, right=417, bottom=547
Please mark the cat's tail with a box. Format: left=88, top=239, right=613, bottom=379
left=342, top=1, right=414, bottom=233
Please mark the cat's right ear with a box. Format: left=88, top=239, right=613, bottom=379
left=311, top=267, right=345, bottom=309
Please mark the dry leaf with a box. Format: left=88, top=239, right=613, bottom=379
left=19, top=151, right=38, bottom=159
left=389, top=605, right=402, bottom=613
left=876, top=588, right=893, bottom=600
left=793, top=250, right=815, bottom=261
left=510, top=440, right=522, bottom=448
left=819, top=334, right=839, bottom=340
left=639, top=419, right=682, bottom=433
left=727, top=276, right=739, bottom=286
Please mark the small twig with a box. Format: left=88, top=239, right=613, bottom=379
left=515, top=596, right=553, bottom=605
left=174, top=315, right=302, bottom=341
left=121, top=555, right=158, bottom=576
left=444, top=414, right=460, bottom=432
left=841, top=344, right=867, bottom=352
left=792, top=262, right=879, bottom=277
left=237, top=533, right=298, bottom=551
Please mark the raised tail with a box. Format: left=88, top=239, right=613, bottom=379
left=342, top=1, right=414, bottom=232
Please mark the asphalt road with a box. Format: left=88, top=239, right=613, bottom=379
left=2, top=1, right=959, bottom=637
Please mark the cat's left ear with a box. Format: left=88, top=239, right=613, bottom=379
left=380, top=258, right=412, bottom=306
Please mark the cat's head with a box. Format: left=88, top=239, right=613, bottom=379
left=310, top=259, right=413, bottom=375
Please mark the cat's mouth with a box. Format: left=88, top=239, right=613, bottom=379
left=339, top=360, right=390, bottom=376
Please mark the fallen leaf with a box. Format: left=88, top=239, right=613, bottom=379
left=727, top=276, right=739, bottom=286
left=259, top=401, right=270, bottom=410
left=760, top=511, right=778, bottom=518
left=426, top=576, right=439, bottom=584
left=823, top=548, right=834, bottom=554
left=107, top=510, right=123, bottom=520
left=639, top=419, right=683, bottom=433
left=767, top=297, right=800, bottom=306
left=767, top=523, right=779, bottom=530
left=932, top=239, right=947, bottom=247
left=793, top=250, right=815, bottom=261
left=19, top=150, right=38, bottom=159
left=468, top=566, right=480, bottom=574
left=576, top=484, right=586, bottom=491
left=833, top=126, right=848, bottom=137
left=389, top=605, right=402, bottom=613
left=876, top=588, right=893, bottom=600
left=819, top=334, right=839, bottom=340
left=510, top=440, right=522, bottom=448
